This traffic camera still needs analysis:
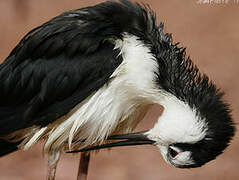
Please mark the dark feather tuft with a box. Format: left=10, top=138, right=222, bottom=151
left=149, top=16, right=235, bottom=168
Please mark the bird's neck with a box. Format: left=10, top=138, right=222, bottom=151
left=147, top=95, right=207, bottom=144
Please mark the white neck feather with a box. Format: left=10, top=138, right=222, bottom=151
left=148, top=95, right=207, bottom=145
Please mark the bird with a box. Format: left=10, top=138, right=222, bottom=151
left=0, top=0, right=235, bottom=179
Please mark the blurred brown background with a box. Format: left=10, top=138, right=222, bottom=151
left=0, top=0, right=238, bottom=179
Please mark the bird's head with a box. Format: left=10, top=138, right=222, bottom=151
left=67, top=0, right=235, bottom=168
left=145, top=92, right=235, bottom=168
left=141, top=21, right=236, bottom=167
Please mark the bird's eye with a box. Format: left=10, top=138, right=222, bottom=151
left=169, top=147, right=178, bottom=158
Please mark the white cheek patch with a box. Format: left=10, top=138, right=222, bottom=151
left=172, top=151, right=194, bottom=166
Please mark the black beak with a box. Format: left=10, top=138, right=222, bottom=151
left=66, top=130, right=155, bottom=153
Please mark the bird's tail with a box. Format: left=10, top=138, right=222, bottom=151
left=0, top=139, right=20, bottom=157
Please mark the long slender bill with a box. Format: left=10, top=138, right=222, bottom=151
left=67, top=130, right=155, bottom=153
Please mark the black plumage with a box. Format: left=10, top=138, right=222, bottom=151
left=0, top=4, right=125, bottom=136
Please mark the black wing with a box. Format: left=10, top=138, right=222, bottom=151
left=0, top=0, right=155, bottom=136
left=0, top=9, right=123, bottom=135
